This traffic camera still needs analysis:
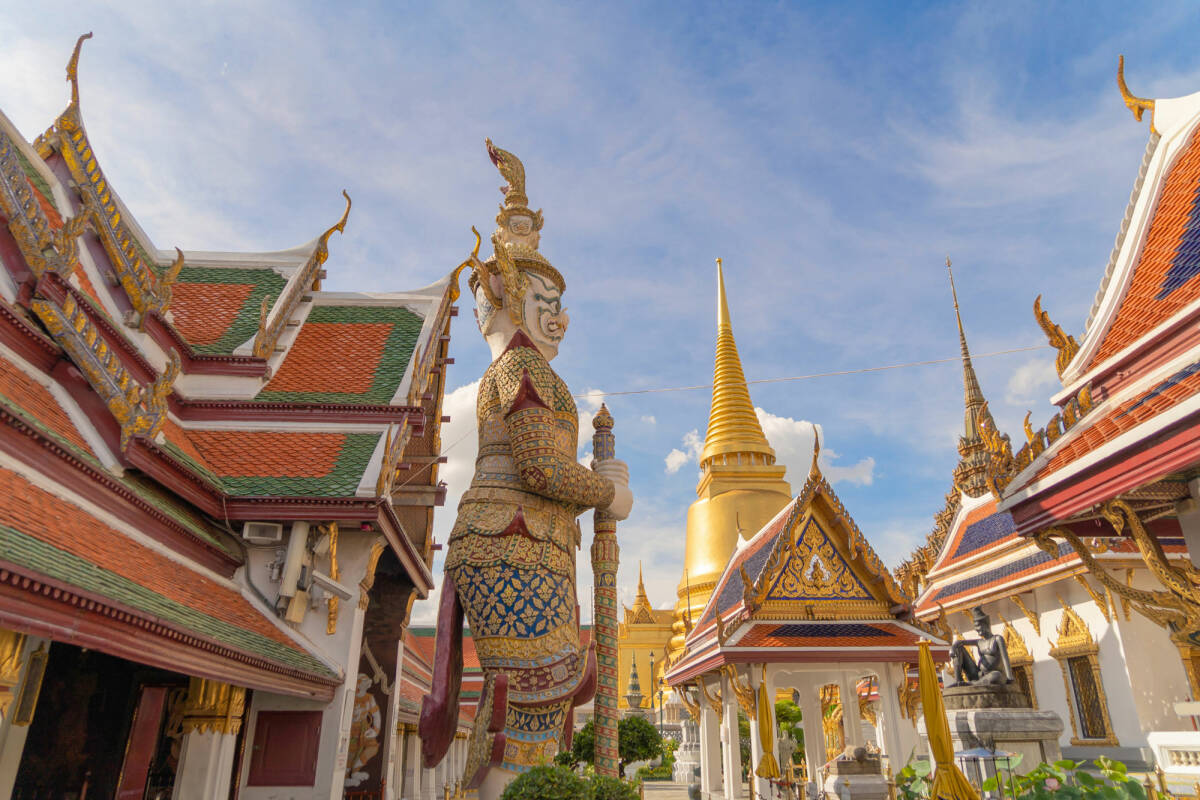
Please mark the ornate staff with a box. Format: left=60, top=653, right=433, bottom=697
left=591, top=404, right=620, bottom=778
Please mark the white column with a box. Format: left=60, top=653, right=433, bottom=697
left=421, top=764, right=436, bottom=800
left=875, top=665, right=906, bottom=771
left=721, top=672, right=742, bottom=799
left=800, top=681, right=826, bottom=793
left=700, top=689, right=722, bottom=799
left=172, top=730, right=238, bottom=800
left=405, top=731, right=422, bottom=800
left=840, top=672, right=864, bottom=750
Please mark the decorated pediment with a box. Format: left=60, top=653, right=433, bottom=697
left=739, top=471, right=907, bottom=618
left=765, top=517, right=873, bottom=602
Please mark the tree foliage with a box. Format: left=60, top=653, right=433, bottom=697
left=558, top=716, right=664, bottom=778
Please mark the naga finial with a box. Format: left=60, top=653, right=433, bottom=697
left=67, top=33, right=93, bottom=108
left=1117, top=55, right=1156, bottom=133
left=486, top=138, right=528, bottom=208
left=1033, top=294, right=1080, bottom=378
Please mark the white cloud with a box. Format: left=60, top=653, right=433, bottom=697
left=664, top=429, right=702, bottom=474
left=576, top=388, right=606, bottom=454
left=408, top=380, right=479, bottom=626
left=756, top=408, right=874, bottom=487
left=1005, top=357, right=1058, bottom=406
left=641, top=415, right=657, bottom=425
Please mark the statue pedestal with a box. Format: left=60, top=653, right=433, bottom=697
left=823, top=753, right=887, bottom=800
left=919, top=702, right=1064, bottom=781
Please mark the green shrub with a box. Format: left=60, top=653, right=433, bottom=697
left=499, top=765, right=590, bottom=800
left=592, top=775, right=640, bottom=800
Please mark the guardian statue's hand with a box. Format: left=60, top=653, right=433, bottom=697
left=594, top=459, right=633, bottom=521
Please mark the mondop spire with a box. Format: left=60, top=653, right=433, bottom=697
left=947, top=259, right=1001, bottom=498
left=701, top=259, right=777, bottom=467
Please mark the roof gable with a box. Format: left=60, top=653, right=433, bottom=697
left=763, top=515, right=874, bottom=602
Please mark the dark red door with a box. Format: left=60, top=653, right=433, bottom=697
left=115, top=685, right=168, bottom=800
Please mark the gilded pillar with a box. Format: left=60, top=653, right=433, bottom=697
left=172, top=678, right=245, bottom=800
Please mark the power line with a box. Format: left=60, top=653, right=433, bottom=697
left=577, top=344, right=1050, bottom=399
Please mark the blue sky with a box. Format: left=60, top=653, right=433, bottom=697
left=3, top=1, right=1199, bottom=623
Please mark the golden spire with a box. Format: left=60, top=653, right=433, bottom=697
left=947, top=258, right=997, bottom=498
left=633, top=561, right=652, bottom=612
left=700, top=258, right=776, bottom=466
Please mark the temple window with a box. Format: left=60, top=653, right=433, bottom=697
left=1001, top=619, right=1037, bottom=709
left=1049, top=603, right=1116, bottom=746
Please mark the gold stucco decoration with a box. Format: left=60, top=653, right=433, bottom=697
left=180, top=677, right=246, bottom=736
left=253, top=191, right=351, bottom=358
left=375, top=420, right=412, bottom=500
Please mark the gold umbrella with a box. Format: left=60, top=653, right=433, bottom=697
left=919, top=639, right=979, bottom=800
left=755, top=664, right=780, bottom=779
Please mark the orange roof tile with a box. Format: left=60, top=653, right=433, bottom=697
left=264, top=322, right=392, bottom=395
left=170, top=283, right=255, bottom=346
left=187, top=430, right=346, bottom=478
left=1034, top=363, right=1200, bottom=482
left=0, top=356, right=92, bottom=455
left=1091, top=125, right=1200, bottom=367
left=737, top=621, right=920, bottom=649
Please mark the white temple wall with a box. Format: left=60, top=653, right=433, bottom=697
left=1111, top=574, right=1192, bottom=734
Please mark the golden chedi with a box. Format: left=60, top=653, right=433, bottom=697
left=668, top=260, right=791, bottom=660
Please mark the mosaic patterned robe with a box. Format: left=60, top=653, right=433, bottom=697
left=442, top=330, right=613, bottom=782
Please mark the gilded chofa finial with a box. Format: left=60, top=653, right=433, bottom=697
left=1118, top=55, right=1156, bottom=133
left=1033, top=294, right=1080, bottom=379
left=66, top=33, right=93, bottom=108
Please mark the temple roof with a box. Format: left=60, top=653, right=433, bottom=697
left=667, top=457, right=934, bottom=683
left=996, top=69, right=1200, bottom=522
left=1059, top=68, right=1200, bottom=387
left=0, top=461, right=338, bottom=695
left=0, top=35, right=453, bottom=699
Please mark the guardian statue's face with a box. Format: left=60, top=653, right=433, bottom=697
left=473, top=271, right=568, bottom=362
left=522, top=272, right=568, bottom=361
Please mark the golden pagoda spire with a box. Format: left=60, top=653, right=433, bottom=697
left=701, top=258, right=776, bottom=467
left=947, top=258, right=997, bottom=498
left=669, top=258, right=791, bottom=661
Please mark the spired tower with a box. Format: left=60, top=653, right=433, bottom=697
left=668, top=260, right=792, bottom=659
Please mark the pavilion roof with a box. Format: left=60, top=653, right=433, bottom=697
left=667, top=459, right=941, bottom=685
